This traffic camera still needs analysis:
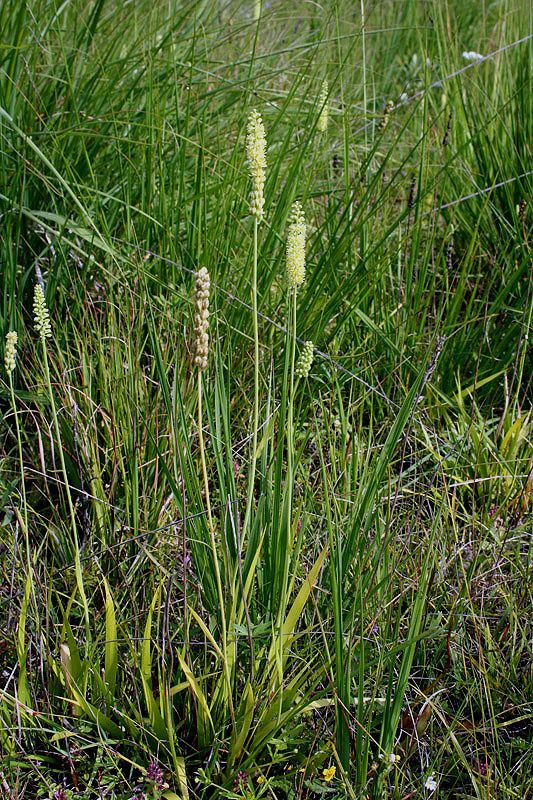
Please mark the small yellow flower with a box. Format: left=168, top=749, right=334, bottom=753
left=322, top=766, right=336, bottom=782
left=256, top=775, right=265, bottom=786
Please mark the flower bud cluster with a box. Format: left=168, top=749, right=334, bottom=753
left=4, top=331, right=18, bottom=374
left=33, top=284, right=52, bottom=342
left=317, top=80, right=329, bottom=132
left=378, top=99, right=394, bottom=130
left=193, top=267, right=210, bottom=371
left=286, top=200, right=306, bottom=289
left=246, top=110, right=267, bottom=220
left=295, top=340, right=314, bottom=378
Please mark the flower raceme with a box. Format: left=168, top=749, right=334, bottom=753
left=286, top=201, right=306, bottom=289
left=4, top=331, right=17, bottom=374
left=193, top=267, right=210, bottom=371
left=33, top=284, right=52, bottom=342
left=295, top=341, right=314, bottom=378
left=246, top=110, right=267, bottom=221
left=317, top=79, right=329, bottom=132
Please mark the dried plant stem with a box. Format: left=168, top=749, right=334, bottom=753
left=197, top=371, right=235, bottom=728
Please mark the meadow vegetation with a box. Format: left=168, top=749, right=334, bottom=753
left=1, top=0, right=532, bottom=798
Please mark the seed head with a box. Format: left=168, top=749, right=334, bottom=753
left=446, top=240, right=453, bottom=271
left=33, top=284, right=52, bottom=342
left=442, top=109, right=452, bottom=148
left=246, top=110, right=267, bottom=220
left=317, top=80, right=329, bottom=132
left=4, top=331, right=18, bottom=374
left=407, top=177, right=417, bottom=210
left=295, top=340, right=314, bottom=378
left=378, top=99, right=394, bottom=130
left=193, top=267, right=210, bottom=371
left=286, top=201, right=306, bottom=289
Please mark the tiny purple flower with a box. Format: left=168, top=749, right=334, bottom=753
left=146, top=759, right=164, bottom=786
left=474, top=759, right=488, bottom=775
left=234, top=770, right=248, bottom=790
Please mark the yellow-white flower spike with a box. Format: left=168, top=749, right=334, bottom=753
left=295, top=340, right=314, bottom=378
left=4, top=331, right=18, bottom=374
left=286, top=200, right=306, bottom=289
left=193, top=267, right=210, bottom=371
left=246, top=110, right=267, bottom=221
left=317, top=80, right=329, bottom=132
left=33, top=284, right=52, bottom=342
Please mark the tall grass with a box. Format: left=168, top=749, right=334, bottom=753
left=1, top=1, right=532, bottom=798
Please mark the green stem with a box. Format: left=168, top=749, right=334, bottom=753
left=277, top=289, right=298, bottom=720
left=243, top=217, right=259, bottom=537
left=287, top=289, right=297, bottom=521
left=42, top=340, right=90, bottom=639
left=197, top=370, right=235, bottom=728
left=9, top=373, right=28, bottom=534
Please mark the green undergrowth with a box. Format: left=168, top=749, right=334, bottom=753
left=1, top=1, right=532, bottom=799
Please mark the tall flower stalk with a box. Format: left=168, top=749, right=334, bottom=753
left=285, top=201, right=307, bottom=501
left=286, top=200, right=306, bottom=514
left=243, top=109, right=266, bottom=536
left=34, top=284, right=90, bottom=637
left=276, top=200, right=307, bottom=717
left=193, top=267, right=235, bottom=728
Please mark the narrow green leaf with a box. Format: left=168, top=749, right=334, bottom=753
left=103, top=578, right=118, bottom=696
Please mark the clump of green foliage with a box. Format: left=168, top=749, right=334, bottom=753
left=1, top=1, right=532, bottom=799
